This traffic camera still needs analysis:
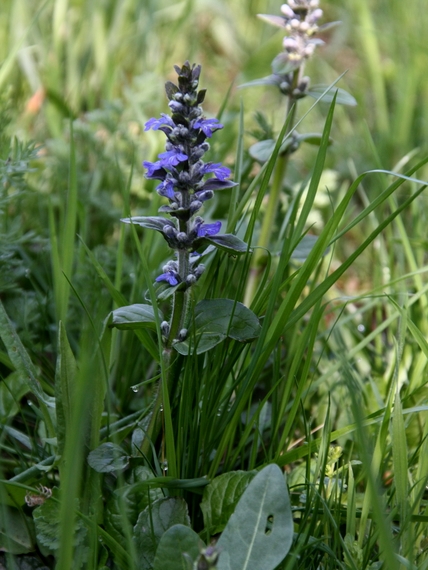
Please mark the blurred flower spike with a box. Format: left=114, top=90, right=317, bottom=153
left=258, top=0, right=325, bottom=79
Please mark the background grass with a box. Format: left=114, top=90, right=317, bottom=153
left=0, top=0, right=427, bottom=569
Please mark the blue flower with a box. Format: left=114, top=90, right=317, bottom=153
left=156, top=270, right=180, bottom=286
left=196, top=220, right=222, bottom=237
left=143, top=160, right=166, bottom=179
left=200, top=162, right=231, bottom=181
left=193, top=117, right=223, bottom=138
left=145, top=114, right=175, bottom=131
left=156, top=179, right=175, bottom=199
left=158, top=148, right=188, bottom=167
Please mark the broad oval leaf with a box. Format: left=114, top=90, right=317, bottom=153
left=249, top=138, right=295, bottom=163
left=174, top=299, right=261, bottom=355
left=0, top=507, right=35, bottom=554
left=216, top=464, right=293, bottom=570
left=249, top=140, right=275, bottom=162
left=108, top=304, right=163, bottom=331
left=133, top=498, right=191, bottom=570
left=87, top=442, right=129, bottom=473
left=290, top=235, right=330, bottom=261
left=195, top=234, right=249, bottom=254
left=307, top=85, right=357, bottom=106
left=200, top=471, right=257, bottom=535
left=153, top=524, right=203, bottom=570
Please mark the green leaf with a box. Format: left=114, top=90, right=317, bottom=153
left=307, top=85, right=357, bottom=106
left=133, top=497, right=191, bottom=570
left=216, top=464, right=293, bottom=570
left=174, top=299, right=261, bottom=355
left=153, top=524, right=203, bottom=570
left=121, top=216, right=175, bottom=233
left=0, top=371, right=28, bottom=422
left=108, top=304, right=163, bottom=331
left=239, top=75, right=280, bottom=89
left=200, top=471, right=257, bottom=535
left=249, top=140, right=275, bottom=162
left=249, top=138, right=296, bottom=163
left=196, top=233, right=249, bottom=254
left=271, top=53, right=300, bottom=75
left=87, top=442, right=129, bottom=473
left=105, top=466, right=163, bottom=545
left=257, top=14, right=287, bottom=29
left=297, top=132, right=333, bottom=146
left=33, top=488, right=88, bottom=559
left=55, top=322, right=76, bottom=457
left=0, top=300, right=54, bottom=435
left=290, top=235, right=330, bottom=262
left=0, top=507, right=35, bottom=554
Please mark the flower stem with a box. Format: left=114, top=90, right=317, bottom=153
left=244, top=69, right=301, bottom=306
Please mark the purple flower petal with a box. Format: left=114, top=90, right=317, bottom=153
left=143, top=161, right=166, bottom=180
left=156, top=179, right=175, bottom=199
left=158, top=148, right=188, bottom=167
left=196, top=221, right=222, bottom=237
left=145, top=114, right=175, bottom=131
left=156, top=271, right=179, bottom=286
left=200, top=162, right=231, bottom=180
left=193, top=118, right=223, bottom=138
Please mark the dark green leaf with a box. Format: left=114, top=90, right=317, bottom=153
left=174, top=332, right=226, bottom=355
left=0, top=371, right=28, bottom=422
left=0, top=507, right=35, bottom=554
left=133, top=498, right=191, bottom=570
left=217, top=464, right=294, bottom=570
left=108, top=304, right=163, bottom=331
left=33, top=488, right=88, bottom=560
left=174, top=299, right=261, bottom=355
left=307, top=85, right=357, bottom=106
left=165, top=81, right=178, bottom=99
left=196, top=233, right=249, bottom=254
left=105, top=466, right=163, bottom=544
left=153, top=524, right=203, bottom=570
left=87, top=442, right=129, bottom=473
left=197, top=89, right=206, bottom=104
left=200, top=471, right=257, bottom=535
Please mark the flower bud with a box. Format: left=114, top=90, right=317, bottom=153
left=178, top=329, right=188, bottom=341
left=280, top=4, right=295, bottom=18
left=161, top=321, right=170, bottom=336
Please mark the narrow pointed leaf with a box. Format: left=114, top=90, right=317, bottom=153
left=55, top=322, right=77, bottom=457
left=121, top=216, right=176, bottom=232
left=196, top=234, right=249, bottom=254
